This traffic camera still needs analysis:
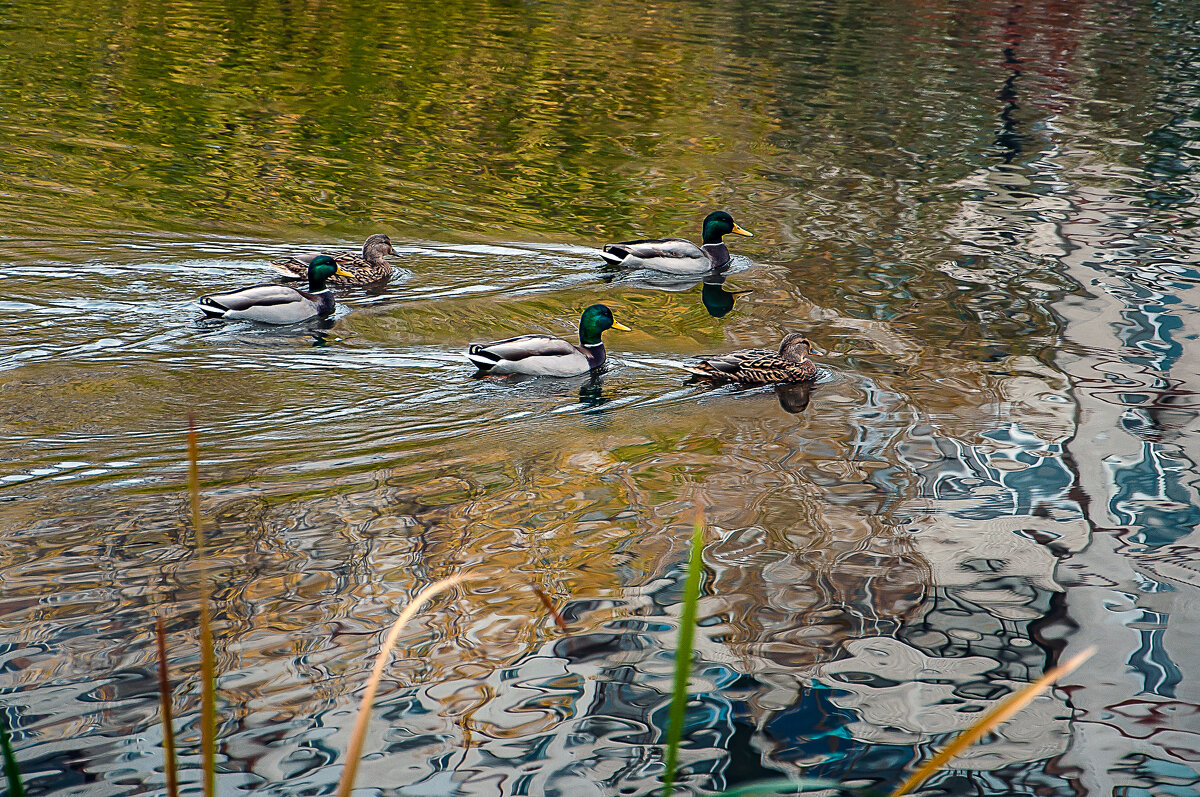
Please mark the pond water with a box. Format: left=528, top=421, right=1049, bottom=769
left=2, top=0, right=1200, bottom=794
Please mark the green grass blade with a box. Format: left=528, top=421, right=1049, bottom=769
left=155, top=615, right=180, bottom=797
left=188, top=418, right=217, bottom=797
left=0, top=709, right=25, bottom=797
left=662, top=516, right=705, bottom=797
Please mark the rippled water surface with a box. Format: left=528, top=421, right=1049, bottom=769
left=3, top=0, right=1200, bottom=794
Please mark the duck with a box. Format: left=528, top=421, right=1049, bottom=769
left=270, top=233, right=397, bottom=286
left=200, top=255, right=354, bottom=324
left=466, top=304, right=632, bottom=377
left=599, top=211, right=753, bottom=274
left=682, top=332, right=819, bottom=384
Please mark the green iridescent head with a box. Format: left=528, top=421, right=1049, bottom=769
left=307, top=255, right=353, bottom=290
left=701, top=211, right=754, bottom=245
left=579, top=304, right=632, bottom=345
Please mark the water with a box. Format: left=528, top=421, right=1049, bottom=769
left=2, top=0, right=1200, bottom=794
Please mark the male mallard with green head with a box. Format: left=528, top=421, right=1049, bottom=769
left=201, top=255, right=354, bottom=324
left=683, top=332, right=820, bottom=384
left=466, top=304, right=632, bottom=377
left=271, top=233, right=397, bottom=286
left=600, top=211, right=753, bottom=274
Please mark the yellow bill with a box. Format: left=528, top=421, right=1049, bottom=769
left=731, top=223, right=753, bottom=237
left=611, top=321, right=632, bottom=332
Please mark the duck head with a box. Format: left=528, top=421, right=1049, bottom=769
left=701, top=211, right=753, bottom=245
left=779, top=332, right=818, bottom=361
left=362, top=233, right=397, bottom=264
left=579, top=304, right=632, bottom=345
left=308, top=255, right=354, bottom=290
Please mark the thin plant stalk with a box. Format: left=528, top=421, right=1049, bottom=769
left=890, top=645, right=1097, bottom=797
left=530, top=584, right=568, bottom=633
left=0, top=709, right=25, bottom=797
left=155, top=615, right=180, bottom=797
left=662, top=516, right=705, bottom=797
left=336, top=574, right=469, bottom=797
left=188, top=419, right=217, bottom=797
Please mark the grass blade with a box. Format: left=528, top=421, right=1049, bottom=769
left=155, top=615, right=180, bottom=797
left=336, top=573, right=469, bottom=797
left=890, top=645, right=1096, bottom=797
left=0, top=709, right=25, bottom=797
left=187, top=418, right=217, bottom=797
left=662, top=515, right=706, bottom=797
left=530, top=584, right=568, bottom=633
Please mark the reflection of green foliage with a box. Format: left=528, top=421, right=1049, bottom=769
left=0, top=0, right=774, bottom=239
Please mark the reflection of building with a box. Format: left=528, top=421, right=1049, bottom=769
left=942, top=94, right=1200, bottom=797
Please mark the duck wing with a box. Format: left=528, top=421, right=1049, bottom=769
left=600, top=237, right=709, bottom=273
left=467, top=335, right=593, bottom=376
left=270, top=250, right=363, bottom=279
left=698, top=347, right=775, bottom=375
left=200, top=284, right=320, bottom=323
left=685, top=347, right=816, bottom=383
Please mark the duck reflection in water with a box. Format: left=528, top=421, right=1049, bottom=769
left=700, top=266, right=753, bottom=318
left=601, top=262, right=752, bottom=319
left=773, top=380, right=814, bottom=414
left=470, top=369, right=611, bottom=411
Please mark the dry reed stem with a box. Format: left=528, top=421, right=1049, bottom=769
left=154, top=615, right=180, bottom=797
left=530, top=584, right=568, bottom=633
left=335, top=574, right=469, bottom=797
left=891, top=645, right=1096, bottom=796
left=187, top=418, right=217, bottom=797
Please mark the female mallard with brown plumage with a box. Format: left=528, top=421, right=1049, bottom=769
left=683, top=332, right=819, bottom=384
left=271, top=233, right=398, bottom=286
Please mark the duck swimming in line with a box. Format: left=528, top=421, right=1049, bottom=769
left=599, top=211, right=753, bottom=274
left=466, top=304, right=632, bottom=377
left=271, top=233, right=398, bottom=286
left=682, top=332, right=819, bottom=384
left=200, top=255, right=353, bottom=324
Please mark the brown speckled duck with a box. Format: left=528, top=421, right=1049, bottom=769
left=683, top=332, right=819, bottom=384
left=271, top=233, right=397, bottom=287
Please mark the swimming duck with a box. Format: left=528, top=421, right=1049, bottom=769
left=599, top=211, right=753, bottom=274
left=466, top=304, right=632, bottom=377
left=200, top=255, right=354, bottom=324
left=271, top=233, right=397, bottom=286
left=682, top=332, right=819, bottom=384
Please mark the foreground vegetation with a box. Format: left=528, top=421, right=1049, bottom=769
left=0, top=431, right=1092, bottom=797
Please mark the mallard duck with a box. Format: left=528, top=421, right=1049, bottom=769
left=200, top=255, right=354, bottom=324
left=682, top=332, right=819, bottom=384
left=271, top=233, right=397, bottom=286
left=599, top=211, right=753, bottom=274
left=466, top=304, right=632, bottom=377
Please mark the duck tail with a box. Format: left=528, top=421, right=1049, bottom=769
left=466, top=345, right=500, bottom=372
left=269, top=259, right=304, bottom=279
left=198, top=296, right=227, bottom=318
left=598, top=246, right=626, bottom=266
